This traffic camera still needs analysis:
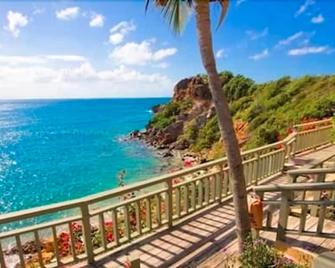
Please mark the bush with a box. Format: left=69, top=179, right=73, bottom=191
left=240, top=238, right=306, bottom=268
left=194, top=116, right=221, bottom=150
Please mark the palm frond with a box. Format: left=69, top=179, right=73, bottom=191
left=216, top=0, right=229, bottom=29
left=145, top=0, right=192, bottom=35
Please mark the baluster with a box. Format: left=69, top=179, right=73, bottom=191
left=317, top=204, right=326, bottom=234
left=191, top=182, right=196, bottom=211
left=34, top=231, right=44, bottom=267
left=98, top=214, right=107, bottom=250
left=198, top=180, right=204, bottom=207
left=277, top=190, right=290, bottom=241
left=146, top=198, right=152, bottom=231
left=184, top=185, right=189, bottom=214
left=156, top=194, right=162, bottom=226
left=175, top=187, right=181, bottom=218
left=299, top=205, right=308, bottom=233
left=0, top=241, right=6, bottom=268
left=52, top=226, right=61, bottom=265
left=216, top=172, right=222, bottom=202
left=210, top=176, right=215, bottom=203
left=167, top=179, right=173, bottom=227
left=222, top=171, right=229, bottom=197
left=268, top=154, right=272, bottom=176
left=124, top=205, right=131, bottom=241
left=111, top=209, right=119, bottom=246
left=80, top=204, right=94, bottom=263
left=135, top=201, right=142, bottom=235
left=15, top=235, right=25, bottom=268
left=68, top=223, right=78, bottom=261
left=255, top=153, right=261, bottom=184
left=204, top=178, right=209, bottom=205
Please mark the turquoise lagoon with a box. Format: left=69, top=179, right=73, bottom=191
left=0, top=98, right=170, bottom=217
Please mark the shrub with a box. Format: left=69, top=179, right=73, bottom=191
left=194, top=116, right=221, bottom=150
left=240, top=238, right=306, bottom=268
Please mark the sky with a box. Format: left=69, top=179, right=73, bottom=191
left=0, top=0, right=334, bottom=99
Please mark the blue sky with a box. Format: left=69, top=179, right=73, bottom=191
left=0, top=0, right=334, bottom=99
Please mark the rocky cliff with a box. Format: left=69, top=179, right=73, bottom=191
left=131, top=72, right=335, bottom=160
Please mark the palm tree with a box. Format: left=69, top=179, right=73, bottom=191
left=145, top=0, right=251, bottom=252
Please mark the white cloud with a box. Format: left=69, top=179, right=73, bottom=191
left=236, top=0, right=247, bottom=6
left=4, top=11, right=28, bottom=38
left=249, top=49, right=269, bottom=61
left=295, top=0, right=315, bottom=17
left=0, top=54, right=87, bottom=65
left=0, top=61, right=173, bottom=98
left=288, top=46, right=332, bottom=56
left=277, top=32, right=304, bottom=47
left=246, top=28, right=268, bottom=40
left=56, top=7, right=80, bottom=21
left=89, top=14, right=104, bottom=27
left=311, top=14, right=324, bottom=24
left=215, top=49, right=225, bottom=59
left=109, top=21, right=136, bottom=45
left=109, top=40, right=177, bottom=65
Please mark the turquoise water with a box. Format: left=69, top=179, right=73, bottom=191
left=0, top=98, right=169, bottom=215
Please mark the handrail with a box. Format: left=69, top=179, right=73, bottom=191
left=288, top=168, right=335, bottom=176
left=293, top=118, right=332, bottom=128
left=0, top=118, right=332, bottom=268
left=253, top=182, right=335, bottom=192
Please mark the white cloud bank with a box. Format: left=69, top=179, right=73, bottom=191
left=0, top=55, right=87, bottom=65
left=0, top=55, right=173, bottom=99
left=109, top=40, right=177, bottom=66
left=4, top=11, right=28, bottom=37
left=288, top=46, right=333, bottom=56
left=109, top=21, right=136, bottom=45
left=89, top=14, right=104, bottom=27
left=249, top=49, right=269, bottom=61
left=56, top=7, right=80, bottom=21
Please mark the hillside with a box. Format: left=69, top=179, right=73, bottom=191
left=131, top=73, right=335, bottom=160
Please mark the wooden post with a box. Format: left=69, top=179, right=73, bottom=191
left=167, top=179, right=173, bottom=228
left=276, top=190, right=290, bottom=241
left=311, top=165, right=326, bottom=216
left=80, top=203, right=95, bottom=264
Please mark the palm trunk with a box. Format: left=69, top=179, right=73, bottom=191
left=194, top=0, right=251, bottom=252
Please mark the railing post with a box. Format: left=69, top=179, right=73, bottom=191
left=311, top=164, right=326, bottom=216
left=167, top=179, right=173, bottom=228
left=255, top=152, right=261, bottom=185
left=80, top=203, right=95, bottom=264
left=276, top=190, right=290, bottom=241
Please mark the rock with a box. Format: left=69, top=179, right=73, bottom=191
left=162, top=151, right=173, bottom=158
left=151, top=104, right=161, bottom=113
left=162, top=121, right=184, bottom=144
left=174, top=139, right=190, bottom=150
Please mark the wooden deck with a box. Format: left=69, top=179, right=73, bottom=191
left=71, top=145, right=335, bottom=268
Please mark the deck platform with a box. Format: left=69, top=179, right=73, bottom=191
left=71, top=145, right=335, bottom=268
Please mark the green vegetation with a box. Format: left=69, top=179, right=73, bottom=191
left=148, top=99, right=192, bottom=129
left=239, top=238, right=307, bottom=268
left=149, top=73, right=335, bottom=157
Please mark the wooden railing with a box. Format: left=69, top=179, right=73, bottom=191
left=293, top=118, right=333, bottom=153
left=0, top=119, right=333, bottom=267
left=254, top=169, right=335, bottom=241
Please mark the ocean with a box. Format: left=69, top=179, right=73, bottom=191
left=0, top=98, right=170, bottom=215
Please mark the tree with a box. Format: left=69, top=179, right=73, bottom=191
left=145, top=0, right=251, bottom=252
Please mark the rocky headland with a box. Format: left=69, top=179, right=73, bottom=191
left=130, top=72, right=335, bottom=162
